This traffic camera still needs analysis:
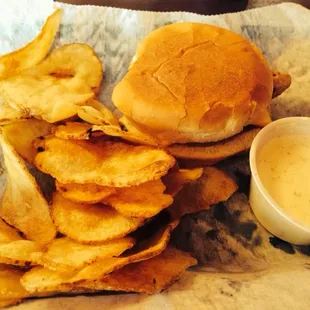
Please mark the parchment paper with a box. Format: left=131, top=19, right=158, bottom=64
left=1, top=1, right=310, bottom=309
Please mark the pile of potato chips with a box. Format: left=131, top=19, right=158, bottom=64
left=0, top=8, right=240, bottom=307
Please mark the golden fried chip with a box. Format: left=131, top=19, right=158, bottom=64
left=0, top=218, right=21, bottom=244
left=34, top=136, right=175, bottom=187
left=56, top=181, right=115, bottom=204
left=72, top=217, right=179, bottom=283
left=0, top=43, right=104, bottom=123
left=163, top=168, right=203, bottom=196
left=51, top=193, right=144, bottom=243
left=52, top=122, right=92, bottom=140
left=0, top=298, right=21, bottom=307
left=21, top=219, right=177, bottom=293
left=0, top=265, right=29, bottom=299
left=79, top=246, right=197, bottom=294
left=118, top=116, right=162, bottom=146
left=201, top=167, right=238, bottom=205
left=77, top=99, right=119, bottom=126
left=92, top=123, right=159, bottom=146
left=103, top=180, right=173, bottom=218
left=0, top=132, right=56, bottom=245
left=0, top=104, right=29, bottom=125
left=167, top=128, right=260, bottom=164
left=0, top=74, right=93, bottom=124
left=2, top=119, right=53, bottom=164
left=272, top=70, right=291, bottom=98
left=169, top=167, right=238, bottom=220
left=41, top=236, right=135, bottom=272
left=20, top=266, right=74, bottom=294
left=0, top=9, right=62, bottom=80
left=42, top=44, right=103, bottom=94
left=0, top=240, right=43, bottom=267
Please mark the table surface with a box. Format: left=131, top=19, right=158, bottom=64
left=57, top=0, right=310, bottom=13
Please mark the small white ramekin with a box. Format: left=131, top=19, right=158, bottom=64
left=249, top=117, right=310, bottom=245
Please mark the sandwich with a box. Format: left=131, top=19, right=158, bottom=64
left=112, top=22, right=291, bottom=161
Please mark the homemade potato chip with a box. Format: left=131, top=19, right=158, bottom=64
left=51, top=193, right=144, bottom=243
left=21, top=218, right=177, bottom=292
left=0, top=132, right=56, bottom=244
left=119, top=116, right=163, bottom=146
left=167, top=128, right=260, bottom=164
left=103, top=180, right=173, bottom=218
left=79, top=246, right=197, bottom=294
left=34, top=136, right=175, bottom=187
left=2, top=119, right=53, bottom=164
left=41, top=236, right=134, bottom=272
left=0, top=9, right=62, bottom=80
left=42, top=44, right=103, bottom=95
left=201, top=167, right=238, bottom=205
left=0, top=218, right=21, bottom=244
left=0, top=104, right=28, bottom=125
left=92, top=123, right=159, bottom=146
left=0, top=43, right=104, bottom=123
left=65, top=217, right=178, bottom=283
left=72, top=216, right=179, bottom=283
left=0, top=265, right=29, bottom=299
left=162, top=168, right=203, bottom=196
left=56, top=181, right=115, bottom=204
left=272, top=70, right=292, bottom=98
left=0, top=240, right=43, bottom=267
left=77, top=99, right=119, bottom=126
left=52, top=122, right=92, bottom=140
left=169, top=167, right=238, bottom=220
left=0, top=72, right=94, bottom=124
left=0, top=298, right=22, bottom=307
left=20, top=266, right=74, bottom=294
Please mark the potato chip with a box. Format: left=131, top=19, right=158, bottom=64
left=167, top=128, right=260, bottom=164
left=0, top=73, right=94, bottom=124
left=201, top=167, right=238, bottom=205
left=272, top=70, right=291, bottom=98
left=103, top=180, right=173, bottom=218
left=34, top=136, right=175, bottom=187
left=92, top=123, right=159, bottom=146
left=41, top=236, right=135, bottom=272
left=20, top=218, right=177, bottom=293
left=119, top=116, right=163, bottom=146
left=0, top=9, right=62, bottom=80
left=56, top=181, right=115, bottom=204
left=0, top=265, right=29, bottom=299
left=52, top=122, right=92, bottom=140
left=77, top=99, right=119, bottom=126
left=71, top=217, right=179, bottom=283
left=20, top=266, right=74, bottom=294
left=51, top=193, right=144, bottom=243
left=2, top=119, right=53, bottom=164
left=41, top=44, right=103, bottom=94
left=0, top=132, right=56, bottom=244
left=169, top=167, right=238, bottom=220
left=162, top=168, right=203, bottom=196
left=0, top=298, right=22, bottom=307
left=79, top=246, right=197, bottom=294
left=0, top=218, right=21, bottom=244
left=0, top=240, right=43, bottom=267
left=0, top=104, right=29, bottom=125
left=0, top=43, right=104, bottom=123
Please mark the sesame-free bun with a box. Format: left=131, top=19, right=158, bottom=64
left=112, top=22, right=273, bottom=144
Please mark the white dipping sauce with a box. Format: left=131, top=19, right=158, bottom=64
left=257, top=134, right=310, bottom=226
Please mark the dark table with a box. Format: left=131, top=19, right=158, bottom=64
left=57, top=0, right=310, bottom=13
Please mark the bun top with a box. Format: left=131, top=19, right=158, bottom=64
left=112, top=22, right=273, bottom=144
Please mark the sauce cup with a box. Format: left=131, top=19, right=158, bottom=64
left=249, top=117, right=310, bottom=245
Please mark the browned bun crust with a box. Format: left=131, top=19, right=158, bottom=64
left=113, top=22, right=273, bottom=144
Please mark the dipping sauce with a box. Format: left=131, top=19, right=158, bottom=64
left=257, top=134, right=310, bottom=226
